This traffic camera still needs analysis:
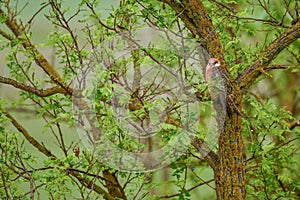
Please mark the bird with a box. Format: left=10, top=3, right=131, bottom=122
left=205, top=58, right=227, bottom=126
left=205, top=58, right=226, bottom=97
left=205, top=58, right=221, bottom=82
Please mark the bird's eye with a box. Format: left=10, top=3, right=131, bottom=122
left=213, top=61, right=218, bottom=65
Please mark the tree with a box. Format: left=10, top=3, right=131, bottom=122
left=0, top=0, right=299, bottom=199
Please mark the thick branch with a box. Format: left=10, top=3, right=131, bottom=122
left=71, top=171, right=115, bottom=200
left=0, top=29, right=14, bottom=40
left=3, top=110, right=55, bottom=158
left=159, top=0, right=225, bottom=62
left=264, top=65, right=288, bottom=71
left=158, top=0, right=237, bottom=98
left=0, top=76, right=67, bottom=97
left=238, top=20, right=300, bottom=90
left=0, top=8, right=72, bottom=94
left=103, top=170, right=127, bottom=199
left=191, top=137, right=217, bottom=171
left=289, top=121, right=300, bottom=130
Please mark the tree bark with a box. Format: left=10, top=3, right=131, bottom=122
left=159, top=0, right=246, bottom=199
left=215, top=89, right=245, bottom=199
left=158, top=1, right=300, bottom=199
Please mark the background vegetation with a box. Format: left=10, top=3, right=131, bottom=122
left=0, top=0, right=299, bottom=199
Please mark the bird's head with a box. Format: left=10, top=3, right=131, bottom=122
left=208, top=58, right=221, bottom=67
left=205, top=58, right=221, bottom=82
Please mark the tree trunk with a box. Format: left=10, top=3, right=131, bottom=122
left=158, top=1, right=247, bottom=199
left=215, top=93, right=246, bottom=199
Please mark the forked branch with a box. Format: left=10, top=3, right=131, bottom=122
left=238, top=20, right=300, bottom=90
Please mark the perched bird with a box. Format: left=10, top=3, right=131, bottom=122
left=205, top=58, right=221, bottom=82
left=205, top=58, right=226, bottom=97
left=205, top=58, right=227, bottom=125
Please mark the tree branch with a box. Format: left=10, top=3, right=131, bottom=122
left=210, top=0, right=236, bottom=14
left=2, top=110, right=115, bottom=200
left=158, top=0, right=238, bottom=99
left=71, top=171, right=115, bottom=200
left=0, top=76, right=67, bottom=97
left=0, top=29, right=14, bottom=40
left=191, top=137, right=217, bottom=171
left=158, top=0, right=225, bottom=62
left=160, top=178, right=214, bottom=199
left=0, top=7, right=72, bottom=94
left=3, top=110, right=55, bottom=158
left=289, top=120, right=300, bottom=130
left=264, top=65, right=288, bottom=71
left=224, top=14, right=289, bottom=28
left=238, top=20, right=300, bottom=90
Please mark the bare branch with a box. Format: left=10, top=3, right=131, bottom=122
left=264, top=65, right=288, bottom=71
left=210, top=0, right=236, bottom=14
left=49, top=0, right=85, bottom=70
left=283, top=0, right=295, bottom=21
left=224, top=14, right=289, bottom=28
left=70, top=171, right=115, bottom=200
left=258, top=0, right=278, bottom=22
left=160, top=178, right=214, bottom=199
left=27, top=2, right=50, bottom=27
left=85, top=2, right=116, bottom=31
left=0, top=76, right=67, bottom=97
left=0, top=29, right=14, bottom=40
left=3, top=110, right=55, bottom=158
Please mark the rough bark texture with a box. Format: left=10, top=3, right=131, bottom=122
left=159, top=1, right=300, bottom=199
left=159, top=0, right=246, bottom=199
left=216, top=91, right=245, bottom=199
